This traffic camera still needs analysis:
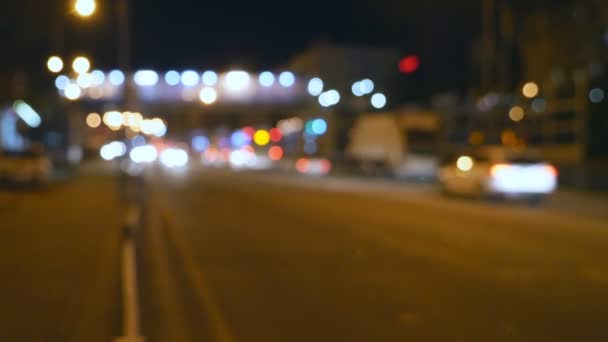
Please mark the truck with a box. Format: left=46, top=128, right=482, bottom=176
left=346, top=110, right=441, bottom=179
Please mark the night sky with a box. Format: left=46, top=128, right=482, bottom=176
left=2, top=0, right=481, bottom=92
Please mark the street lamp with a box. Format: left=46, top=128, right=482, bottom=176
left=72, top=56, right=91, bottom=74
left=46, top=56, right=64, bottom=73
left=75, top=0, right=96, bottom=17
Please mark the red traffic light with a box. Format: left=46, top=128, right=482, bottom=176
left=399, top=55, right=420, bottom=74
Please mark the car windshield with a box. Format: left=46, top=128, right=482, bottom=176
left=2, top=1, right=608, bottom=341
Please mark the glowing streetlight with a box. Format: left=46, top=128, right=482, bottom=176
left=64, top=83, right=82, bottom=100
left=522, top=82, right=539, bottom=98
left=47, top=56, right=64, bottom=73
left=75, top=0, right=96, bottom=17
left=199, top=87, right=218, bottom=104
left=72, top=56, right=91, bottom=74
left=509, top=106, right=525, bottom=122
left=86, top=113, right=102, bottom=128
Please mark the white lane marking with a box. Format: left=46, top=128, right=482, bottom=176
left=115, top=206, right=145, bottom=342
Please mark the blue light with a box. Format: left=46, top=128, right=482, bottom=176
left=134, top=70, right=159, bottom=86
left=359, top=79, right=374, bottom=94
left=181, top=70, right=200, bottom=87
left=307, top=78, right=323, bottom=96
left=305, top=120, right=314, bottom=135
left=259, top=71, right=275, bottom=87
left=91, top=70, right=105, bottom=85
left=192, top=135, right=210, bottom=152
left=55, top=75, right=70, bottom=90
left=109, top=70, right=125, bottom=86
left=311, top=118, right=327, bottom=135
left=131, top=135, right=146, bottom=147
left=202, top=71, right=218, bottom=86
left=165, top=70, right=180, bottom=86
left=279, top=71, right=295, bottom=87
left=230, top=130, right=250, bottom=148
left=371, top=93, right=387, bottom=109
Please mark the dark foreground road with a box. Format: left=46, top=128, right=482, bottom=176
left=141, top=168, right=608, bottom=342
left=0, top=172, right=123, bottom=341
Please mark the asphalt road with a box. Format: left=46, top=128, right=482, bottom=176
left=0, top=171, right=123, bottom=342
left=1, top=163, right=607, bottom=341
left=140, top=168, right=608, bottom=342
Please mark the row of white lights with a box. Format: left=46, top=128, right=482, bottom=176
left=51, top=59, right=386, bottom=109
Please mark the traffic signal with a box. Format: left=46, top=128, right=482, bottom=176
left=399, top=55, right=420, bottom=74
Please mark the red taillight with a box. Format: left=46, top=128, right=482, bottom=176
left=268, top=146, right=284, bottom=161
left=296, top=158, right=309, bottom=173
left=320, top=159, right=332, bottom=174
left=490, top=163, right=510, bottom=177
left=544, top=164, right=558, bottom=177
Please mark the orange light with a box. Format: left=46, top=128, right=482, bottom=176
left=296, top=158, right=309, bottom=173
left=545, top=164, right=558, bottom=177
left=490, top=163, right=510, bottom=177
left=204, top=147, right=218, bottom=162
left=268, top=146, right=284, bottom=161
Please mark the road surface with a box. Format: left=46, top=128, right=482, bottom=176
left=0, top=171, right=123, bottom=342
left=140, top=167, right=608, bottom=342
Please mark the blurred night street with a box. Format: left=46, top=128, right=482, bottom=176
left=3, top=0, right=608, bottom=340
left=4, top=164, right=606, bottom=341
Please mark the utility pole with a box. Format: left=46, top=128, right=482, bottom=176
left=117, top=0, right=136, bottom=111
left=481, top=0, right=495, bottom=91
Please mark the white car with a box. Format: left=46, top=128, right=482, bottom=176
left=438, top=153, right=557, bottom=201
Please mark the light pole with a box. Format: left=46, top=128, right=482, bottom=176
left=51, top=0, right=133, bottom=109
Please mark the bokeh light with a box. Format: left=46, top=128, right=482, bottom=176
left=311, top=118, right=327, bottom=135
left=224, top=71, right=251, bottom=91
left=134, top=70, right=159, bottom=86
left=351, top=82, right=364, bottom=96
left=307, top=78, right=324, bottom=96
left=269, top=128, right=282, bottom=142
left=522, top=82, right=539, bottom=98
left=253, top=129, right=270, bottom=146
left=268, top=146, right=284, bottom=161
left=589, top=88, right=605, bottom=103
left=55, top=75, right=70, bottom=90
left=91, top=70, right=105, bottom=85
left=75, top=0, right=96, bottom=17
left=165, top=71, right=180, bottom=86
left=259, top=72, right=275, bottom=87
left=199, top=87, right=218, bottom=104
left=72, top=56, right=91, bottom=74
left=64, top=83, right=82, bottom=100
left=359, top=79, right=374, bottom=94
left=202, top=71, right=218, bottom=86
left=103, top=111, right=123, bottom=130
left=47, top=56, right=64, bottom=73
left=509, top=106, right=525, bottom=122
left=86, top=113, right=101, bottom=128
left=109, top=70, right=125, bottom=86
left=192, top=136, right=210, bottom=152
left=77, top=73, right=93, bottom=88
left=371, top=93, right=387, bottom=109
left=231, top=130, right=251, bottom=148
left=279, top=71, right=295, bottom=87
left=181, top=70, right=200, bottom=87
left=456, top=156, right=474, bottom=172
